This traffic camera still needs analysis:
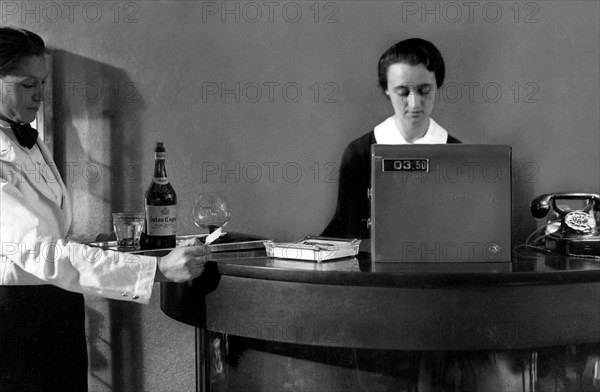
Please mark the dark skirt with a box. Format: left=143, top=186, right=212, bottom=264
left=0, top=285, right=88, bottom=392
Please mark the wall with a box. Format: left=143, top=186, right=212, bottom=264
left=4, top=1, right=599, bottom=391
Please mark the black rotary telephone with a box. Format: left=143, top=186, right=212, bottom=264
left=530, top=193, right=600, bottom=256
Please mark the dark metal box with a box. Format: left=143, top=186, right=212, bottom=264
left=370, top=144, right=512, bottom=263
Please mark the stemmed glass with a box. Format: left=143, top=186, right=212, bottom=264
left=192, top=192, right=231, bottom=243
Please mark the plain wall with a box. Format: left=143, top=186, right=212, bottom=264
left=4, top=1, right=599, bottom=391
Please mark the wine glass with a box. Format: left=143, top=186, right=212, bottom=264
left=192, top=192, right=231, bottom=238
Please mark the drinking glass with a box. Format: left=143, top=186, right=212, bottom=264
left=192, top=192, right=231, bottom=235
left=112, top=212, right=145, bottom=251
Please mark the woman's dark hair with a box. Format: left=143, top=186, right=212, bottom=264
left=378, top=38, right=445, bottom=92
left=0, top=27, right=46, bottom=77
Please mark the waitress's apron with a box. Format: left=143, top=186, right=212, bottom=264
left=0, top=285, right=87, bottom=391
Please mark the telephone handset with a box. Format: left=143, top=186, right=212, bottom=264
left=530, top=193, right=600, bottom=256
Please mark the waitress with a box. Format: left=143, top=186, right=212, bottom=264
left=0, top=27, right=209, bottom=391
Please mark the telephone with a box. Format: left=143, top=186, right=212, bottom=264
left=530, top=193, right=600, bottom=256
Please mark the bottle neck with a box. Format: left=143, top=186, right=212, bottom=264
left=153, top=151, right=167, bottom=178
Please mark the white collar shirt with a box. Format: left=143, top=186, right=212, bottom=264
left=374, top=116, right=449, bottom=144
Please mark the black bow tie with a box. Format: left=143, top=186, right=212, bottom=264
left=0, top=115, right=38, bottom=149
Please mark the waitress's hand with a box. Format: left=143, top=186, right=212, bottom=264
left=156, top=242, right=210, bottom=282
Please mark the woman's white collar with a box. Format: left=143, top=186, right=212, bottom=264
left=374, top=116, right=448, bottom=144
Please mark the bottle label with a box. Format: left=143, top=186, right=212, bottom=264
left=153, top=177, right=169, bottom=185
left=155, top=152, right=166, bottom=160
left=145, top=205, right=177, bottom=236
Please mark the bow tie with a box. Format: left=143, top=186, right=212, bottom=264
left=0, top=115, right=38, bottom=149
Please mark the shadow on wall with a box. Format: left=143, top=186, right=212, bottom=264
left=51, top=48, right=147, bottom=212
left=51, top=49, right=148, bottom=391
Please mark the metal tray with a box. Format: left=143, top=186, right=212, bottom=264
left=89, top=233, right=268, bottom=254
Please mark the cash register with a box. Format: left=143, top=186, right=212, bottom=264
left=369, top=144, right=512, bottom=263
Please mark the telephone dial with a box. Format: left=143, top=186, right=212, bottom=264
left=530, top=193, right=600, bottom=256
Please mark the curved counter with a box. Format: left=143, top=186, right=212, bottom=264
left=162, top=249, right=600, bottom=351
left=160, top=243, right=600, bottom=391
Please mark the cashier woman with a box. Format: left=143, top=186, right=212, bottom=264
left=322, top=38, right=460, bottom=239
left=0, top=27, right=209, bottom=391
left=323, top=38, right=537, bottom=391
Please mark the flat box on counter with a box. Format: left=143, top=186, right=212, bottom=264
left=265, top=236, right=361, bottom=263
left=370, top=144, right=512, bottom=263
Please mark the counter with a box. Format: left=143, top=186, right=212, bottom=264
left=160, top=240, right=600, bottom=391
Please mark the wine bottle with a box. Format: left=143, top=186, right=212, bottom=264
left=140, top=142, right=177, bottom=250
